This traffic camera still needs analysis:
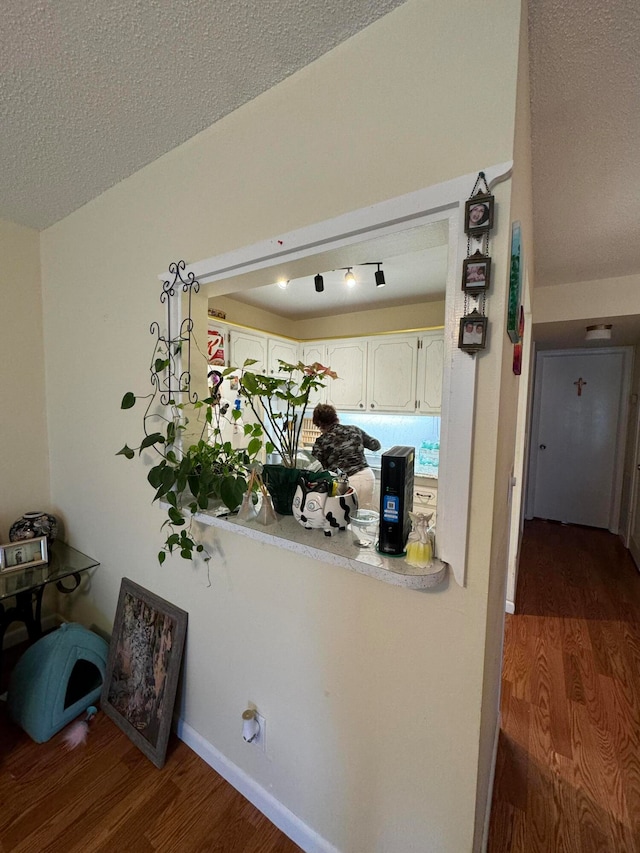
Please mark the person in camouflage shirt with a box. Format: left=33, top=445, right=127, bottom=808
left=311, top=404, right=381, bottom=508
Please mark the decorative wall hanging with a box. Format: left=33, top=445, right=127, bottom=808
left=459, top=173, right=494, bottom=355
left=513, top=306, right=524, bottom=375
left=151, top=259, right=200, bottom=405
left=507, top=221, right=523, bottom=343
left=458, top=309, right=488, bottom=353
left=464, top=192, right=494, bottom=235
left=461, top=250, right=491, bottom=294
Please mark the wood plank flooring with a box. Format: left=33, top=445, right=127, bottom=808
left=488, top=519, right=640, bottom=853
left=0, top=688, right=302, bottom=852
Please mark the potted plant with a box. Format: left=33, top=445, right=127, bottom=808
left=238, top=359, right=337, bottom=514
left=117, top=344, right=262, bottom=564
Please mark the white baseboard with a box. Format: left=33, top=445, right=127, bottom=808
left=176, top=719, right=341, bottom=853
left=505, top=599, right=515, bottom=615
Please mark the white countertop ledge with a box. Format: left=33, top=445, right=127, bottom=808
left=188, top=507, right=448, bottom=590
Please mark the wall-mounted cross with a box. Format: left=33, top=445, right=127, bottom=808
left=574, top=377, right=587, bottom=396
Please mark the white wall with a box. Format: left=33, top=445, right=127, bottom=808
left=0, top=218, right=49, bottom=533
left=37, top=2, right=522, bottom=851
left=473, top=1, right=535, bottom=841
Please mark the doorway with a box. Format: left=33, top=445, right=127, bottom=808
left=526, top=347, right=632, bottom=531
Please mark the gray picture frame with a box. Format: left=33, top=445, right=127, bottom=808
left=101, top=578, right=187, bottom=768
left=0, top=536, right=48, bottom=573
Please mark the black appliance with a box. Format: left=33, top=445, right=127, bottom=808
left=378, top=445, right=415, bottom=555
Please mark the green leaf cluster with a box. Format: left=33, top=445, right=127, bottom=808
left=239, top=360, right=337, bottom=468
left=116, top=341, right=263, bottom=564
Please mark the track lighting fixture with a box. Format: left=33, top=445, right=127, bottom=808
left=344, top=267, right=356, bottom=286
left=277, top=279, right=289, bottom=290
left=314, top=274, right=324, bottom=293
left=375, top=263, right=386, bottom=288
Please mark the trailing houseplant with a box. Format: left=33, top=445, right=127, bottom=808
left=117, top=342, right=263, bottom=564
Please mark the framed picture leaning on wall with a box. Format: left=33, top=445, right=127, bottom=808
left=101, top=578, right=188, bottom=768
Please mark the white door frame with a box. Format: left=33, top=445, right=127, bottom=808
left=526, top=346, right=633, bottom=533
left=626, top=397, right=640, bottom=566
left=162, top=161, right=514, bottom=586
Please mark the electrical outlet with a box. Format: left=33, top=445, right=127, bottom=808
left=253, top=712, right=266, bottom=752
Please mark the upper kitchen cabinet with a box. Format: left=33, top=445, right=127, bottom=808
left=267, top=337, right=299, bottom=375
left=416, top=331, right=444, bottom=414
left=302, top=342, right=327, bottom=407
left=366, top=335, right=419, bottom=413
left=229, top=328, right=268, bottom=373
left=324, top=340, right=367, bottom=410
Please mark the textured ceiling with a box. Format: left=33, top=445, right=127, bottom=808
left=2, top=0, right=638, bottom=302
left=529, top=0, right=640, bottom=287
left=0, top=0, right=408, bottom=230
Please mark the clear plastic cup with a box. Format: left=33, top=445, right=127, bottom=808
left=350, top=509, right=380, bottom=548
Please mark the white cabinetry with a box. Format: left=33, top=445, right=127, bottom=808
left=416, top=332, right=444, bottom=414
left=223, top=326, right=444, bottom=415
left=302, top=342, right=327, bottom=407
left=325, top=340, right=368, bottom=410
left=366, top=335, right=419, bottom=412
left=229, top=329, right=268, bottom=372
left=413, top=482, right=437, bottom=515
left=267, top=337, right=299, bottom=375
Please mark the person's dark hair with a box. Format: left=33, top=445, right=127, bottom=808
left=313, top=403, right=339, bottom=429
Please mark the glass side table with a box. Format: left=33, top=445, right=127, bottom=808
left=0, top=541, right=100, bottom=654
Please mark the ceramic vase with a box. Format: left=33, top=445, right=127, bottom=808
left=9, top=511, right=58, bottom=546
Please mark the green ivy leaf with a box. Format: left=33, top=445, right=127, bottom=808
left=158, top=551, right=166, bottom=565
left=140, top=433, right=165, bottom=451
left=147, top=463, right=165, bottom=488
left=121, top=392, right=136, bottom=409
left=168, top=507, right=185, bottom=526
left=116, top=445, right=135, bottom=459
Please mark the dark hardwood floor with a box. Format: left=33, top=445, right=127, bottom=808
left=488, top=519, right=640, bottom=853
left=0, top=646, right=302, bottom=853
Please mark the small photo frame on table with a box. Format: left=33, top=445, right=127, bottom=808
left=101, top=578, right=187, bottom=769
left=458, top=311, right=488, bottom=352
left=464, top=192, right=494, bottom=235
left=461, top=252, right=492, bottom=293
left=0, top=536, right=48, bottom=573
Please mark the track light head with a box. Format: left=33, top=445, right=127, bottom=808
left=375, top=263, right=386, bottom=287
left=277, top=279, right=289, bottom=290
left=314, top=273, right=324, bottom=293
left=345, top=267, right=356, bottom=286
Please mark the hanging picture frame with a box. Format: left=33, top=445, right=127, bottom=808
left=464, top=192, right=494, bottom=235
left=461, top=251, right=491, bottom=293
left=507, top=221, right=523, bottom=343
left=458, top=310, right=488, bottom=353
